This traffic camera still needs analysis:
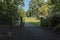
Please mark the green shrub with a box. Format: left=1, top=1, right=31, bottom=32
left=52, top=24, right=60, bottom=32
left=50, top=13, right=60, bottom=29
left=41, top=13, right=60, bottom=32
left=41, top=14, right=53, bottom=28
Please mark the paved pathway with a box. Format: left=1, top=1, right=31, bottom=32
left=24, top=23, right=60, bottom=40
left=0, top=23, right=60, bottom=40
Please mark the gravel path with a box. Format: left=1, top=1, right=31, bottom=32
left=0, top=24, right=60, bottom=40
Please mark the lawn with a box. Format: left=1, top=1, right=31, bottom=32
left=24, top=17, right=40, bottom=26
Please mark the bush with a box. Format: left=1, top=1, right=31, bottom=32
left=50, top=13, right=60, bottom=29
left=41, top=14, right=54, bottom=28
left=52, top=24, right=60, bottom=32
left=41, top=13, right=60, bottom=32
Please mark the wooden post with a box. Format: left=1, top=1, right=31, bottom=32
left=40, top=17, right=43, bottom=26
left=20, top=17, right=23, bottom=27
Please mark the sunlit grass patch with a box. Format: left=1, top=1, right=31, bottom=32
left=24, top=17, right=40, bottom=26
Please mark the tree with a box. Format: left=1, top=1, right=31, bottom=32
left=38, top=2, right=53, bottom=16
left=50, top=0, right=60, bottom=32
left=28, top=0, right=43, bottom=17
left=18, top=8, right=25, bottom=17
left=28, top=0, right=53, bottom=18
left=40, top=0, right=60, bottom=32
left=18, top=8, right=26, bottom=26
left=51, top=0, right=60, bottom=12
left=0, top=0, right=24, bottom=25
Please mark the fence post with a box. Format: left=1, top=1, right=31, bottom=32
left=20, top=17, right=23, bottom=27
left=40, top=17, right=43, bottom=26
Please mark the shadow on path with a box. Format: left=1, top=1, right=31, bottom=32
left=0, top=23, right=60, bottom=40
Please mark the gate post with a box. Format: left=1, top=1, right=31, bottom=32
left=20, top=17, right=23, bottom=27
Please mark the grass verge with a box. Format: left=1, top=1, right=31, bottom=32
left=24, top=17, right=40, bottom=27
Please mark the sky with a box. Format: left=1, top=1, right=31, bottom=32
left=23, top=0, right=47, bottom=11
left=23, top=0, right=30, bottom=11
